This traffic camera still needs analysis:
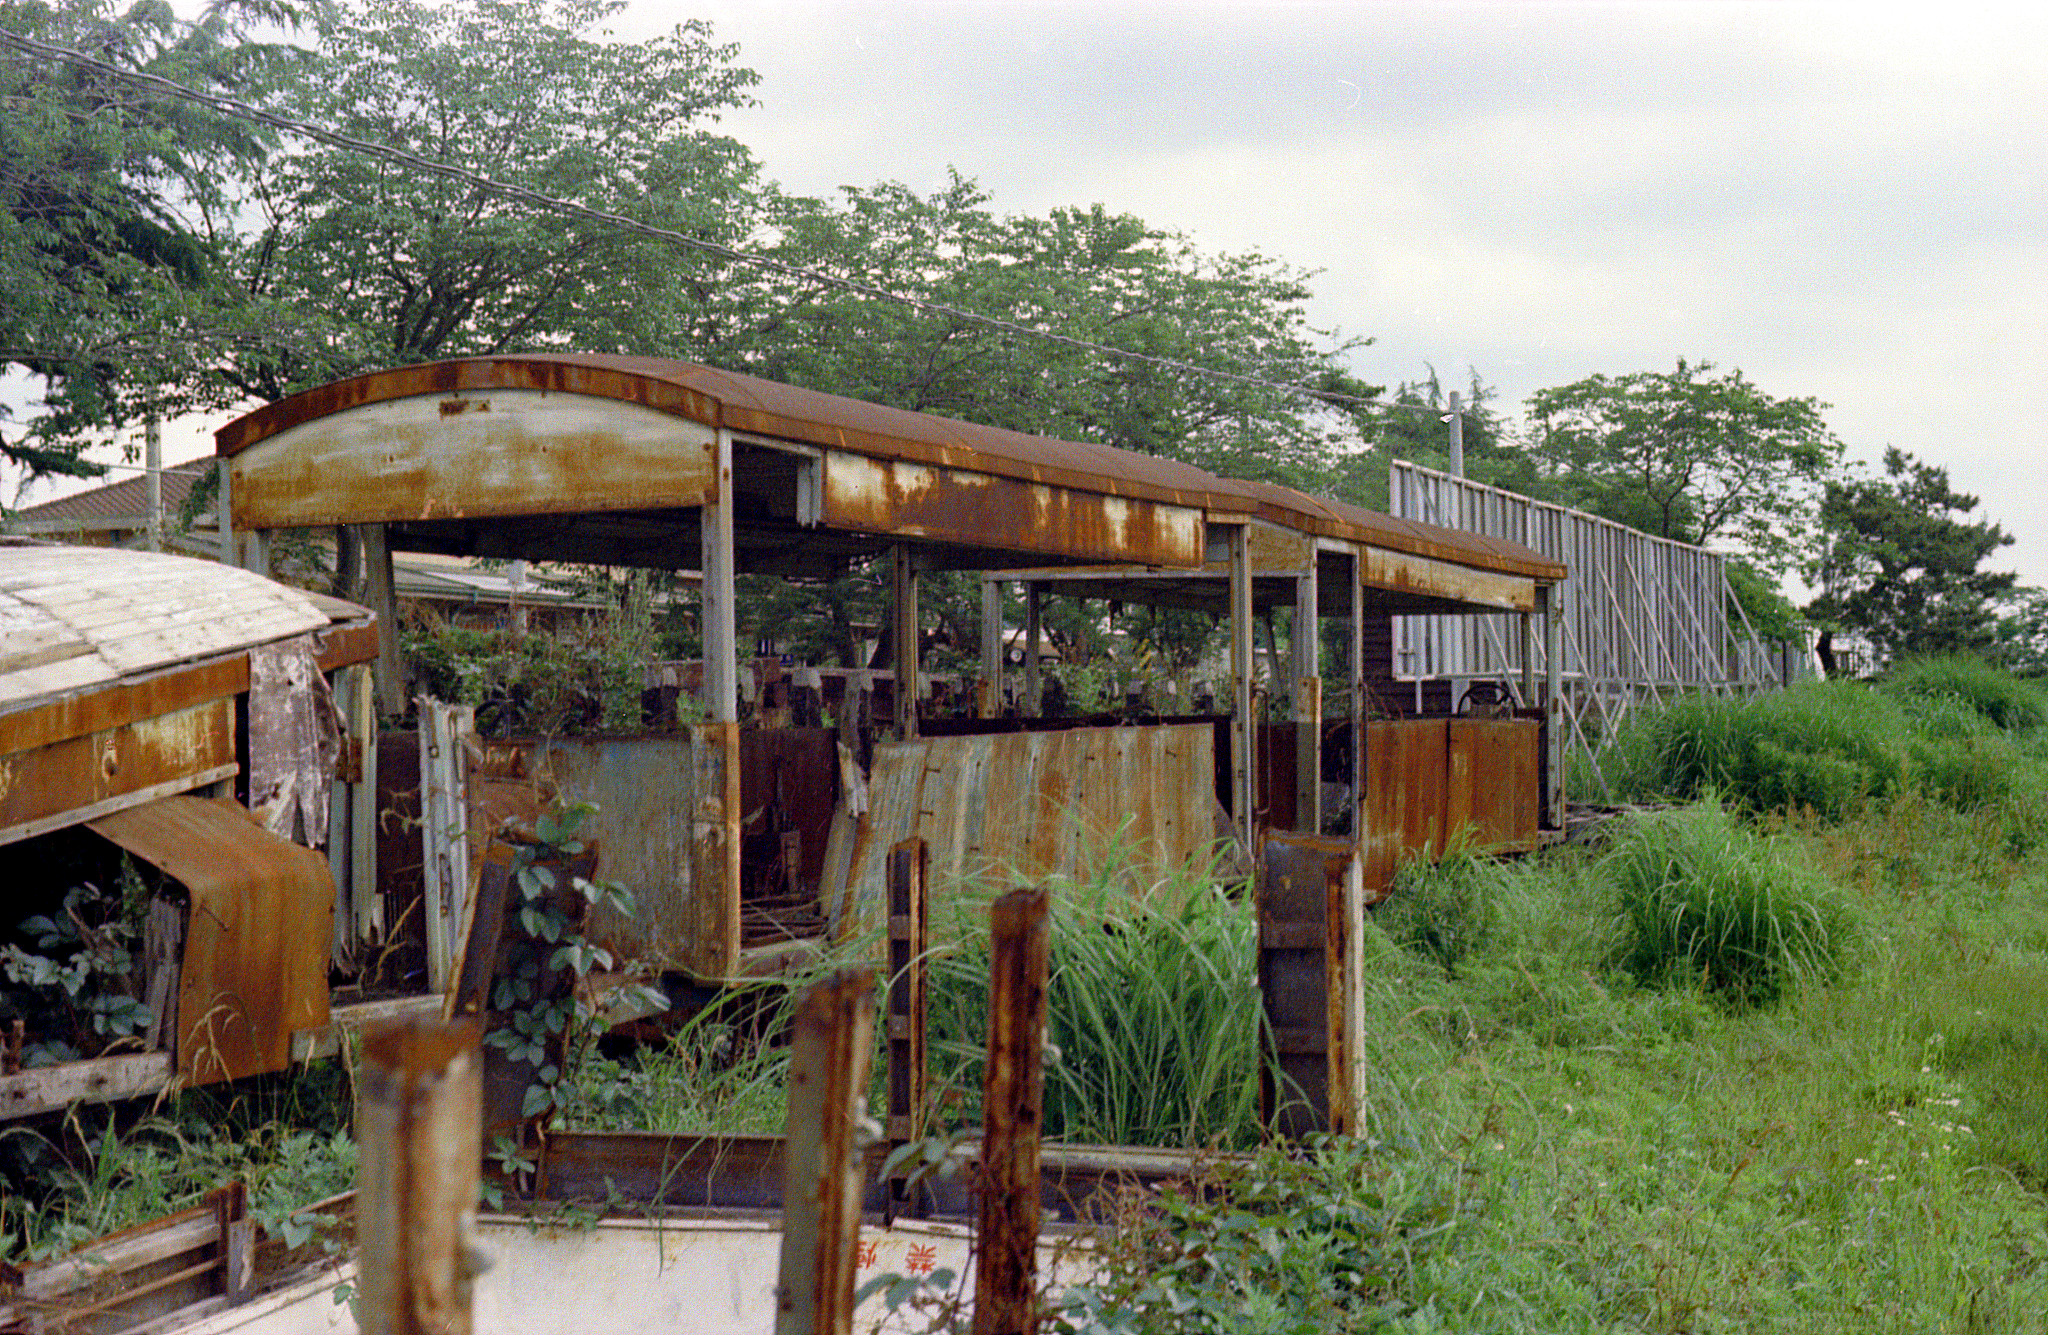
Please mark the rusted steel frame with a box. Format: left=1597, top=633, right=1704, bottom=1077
left=775, top=968, right=877, bottom=1335
left=885, top=839, right=929, bottom=1221
left=1541, top=584, right=1564, bottom=829
left=1225, top=524, right=1256, bottom=848
left=1347, top=550, right=1367, bottom=866
left=977, top=580, right=1004, bottom=719
left=690, top=722, right=743, bottom=979
left=704, top=427, right=740, bottom=724
left=361, top=524, right=405, bottom=719
left=1256, top=835, right=1354, bottom=1137
left=356, top=1019, right=482, bottom=1335
left=1023, top=584, right=1042, bottom=717
left=891, top=543, right=920, bottom=739
left=1292, top=567, right=1320, bottom=834
left=976, top=887, right=1050, bottom=1335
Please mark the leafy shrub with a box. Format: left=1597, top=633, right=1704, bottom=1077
left=1905, top=733, right=2022, bottom=809
left=1880, top=655, right=2048, bottom=733
left=1048, top=1136, right=1465, bottom=1334
left=1606, top=682, right=1907, bottom=819
left=1374, top=845, right=1507, bottom=977
left=1604, top=800, right=1858, bottom=1008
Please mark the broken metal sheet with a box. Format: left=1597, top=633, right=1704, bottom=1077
left=246, top=635, right=340, bottom=846
left=89, top=796, right=333, bottom=1084
left=832, top=723, right=1219, bottom=932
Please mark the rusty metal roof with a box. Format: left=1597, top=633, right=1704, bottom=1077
left=216, top=355, right=1563, bottom=582
left=89, top=795, right=333, bottom=1083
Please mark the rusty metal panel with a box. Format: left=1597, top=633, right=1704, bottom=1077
left=1362, top=546, right=1536, bottom=613
left=89, top=796, right=333, bottom=1084
left=836, top=724, right=1217, bottom=929
left=228, top=388, right=718, bottom=530
left=690, top=723, right=742, bottom=980
left=1363, top=719, right=1447, bottom=898
left=820, top=450, right=1204, bottom=568
left=1446, top=719, right=1541, bottom=852
left=0, top=700, right=238, bottom=845
left=1256, top=832, right=1353, bottom=1139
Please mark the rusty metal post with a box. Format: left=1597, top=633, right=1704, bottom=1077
left=1293, top=566, right=1320, bottom=834
left=1226, top=524, right=1256, bottom=849
left=891, top=543, right=920, bottom=739
left=356, top=1018, right=482, bottom=1335
left=1023, top=583, right=1042, bottom=718
left=703, top=427, right=739, bottom=724
left=1519, top=610, right=1535, bottom=707
left=1347, top=549, right=1366, bottom=851
left=975, top=887, right=1050, bottom=1335
left=978, top=579, right=1004, bottom=719
left=885, top=839, right=929, bottom=1220
left=1541, top=582, right=1563, bottom=828
left=776, top=968, right=877, bottom=1335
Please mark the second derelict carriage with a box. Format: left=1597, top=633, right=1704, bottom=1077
left=214, top=354, right=1566, bottom=990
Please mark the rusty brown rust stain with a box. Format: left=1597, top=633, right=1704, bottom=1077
left=90, top=796, right=332, bottom=1084
left=0, top=701, right=235, bottom=833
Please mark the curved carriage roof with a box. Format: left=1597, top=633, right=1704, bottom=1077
left=218, top=354, right=1564, bottom=583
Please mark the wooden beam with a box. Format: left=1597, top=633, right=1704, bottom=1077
left=891, top=543, right=919, bottom=739
left=977, top=580, right=1003, bottom=719
left=355, top=1019, right=481, bottom=1335
left=702, top=428, right=739, bottom=725
left=975, top=888, right=1049, bottom=1335
left=775, top=969, right=876, bottom=1335
left=359, top=524, right=404, bottom=719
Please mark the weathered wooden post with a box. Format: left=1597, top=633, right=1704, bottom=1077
left=776, top=968, right=877, bottom=1335
left=356, top=1018, right=483, bottom=1335
left=885, top=839, right=929, bottom=1221
left=975, top=887, right=1050, bottom=1335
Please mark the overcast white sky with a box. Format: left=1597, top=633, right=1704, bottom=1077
left=15, top=0, right=2045, bottom=593
left=633, top=0, right=2048, bottom=588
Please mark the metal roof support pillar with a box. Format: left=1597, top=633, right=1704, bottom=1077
left=216, top=460, right=235, bottom=566
left=1023, top=583, right=1042, bottom=718
left=1347, top=550, right=1366, bottom=858
left=1520, top=609, right=1535, bottom=706
left=1293, top=566, right=1320, bottom=834
left=1226, top=523, right=1256, bottom=850
left=241, top=527, right=269, bottom=578
left=891, top=543, right=919, bottom=739
left=703, top=429, right=739, bottom=726
left=978, top=579, right=1004, bottom=720
left=1541, top=583, right=1564, bottom=829
left=358, top=524, right=404, bottom=721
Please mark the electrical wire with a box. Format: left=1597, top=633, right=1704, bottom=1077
left=0, top=22, right=1477, bottom=423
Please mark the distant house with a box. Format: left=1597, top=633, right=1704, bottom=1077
left=6, top=469, right=613, bottom=633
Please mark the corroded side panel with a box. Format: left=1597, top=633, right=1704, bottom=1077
left=1362, top=547, right=1537, bottom=613
left=1362, top=719, right=1448, bottom=896
left=837, top=724, right=1217, bottom=931
left=1446, top=719, right=1541, bottom=852
left=0, top=700, right=236, bottom=842
left=689, top=723, right=742, bottom=980
left=230, top=389, right=717, bottom=529
left=820, top=451, right=1203, bottom=567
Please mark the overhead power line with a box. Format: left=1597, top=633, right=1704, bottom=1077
left=0, top=23, right=1477, bottom=424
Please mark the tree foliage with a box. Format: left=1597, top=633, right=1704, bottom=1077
left=1527, top=359, right=1842, bottom=576
left=1805, top=447, right=2016, bottom=669
left=0, top=0, right=293, bottom=474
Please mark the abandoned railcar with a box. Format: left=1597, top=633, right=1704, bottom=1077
left=213, top=355, right=1567, bottom=988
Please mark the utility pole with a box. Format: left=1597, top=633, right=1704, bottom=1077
left=144, top=417, right=162, bottom=553
left=1446, top=390, right=1464, bottom=479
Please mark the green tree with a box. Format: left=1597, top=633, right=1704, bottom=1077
left=1332, top=367, right=1558, bottom=513
left=1804, top=447, right=2017, bottom=672
left=1526, top=359, right=1843, bottom=577
left=220, top=0, right=762, bottom=401
left=0, top=0, right=291, bottom=475
left=1989, top=587, right=2048, bottom=676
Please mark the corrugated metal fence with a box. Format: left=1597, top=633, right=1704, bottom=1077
left=1388, top=461, right=1797, bottom=778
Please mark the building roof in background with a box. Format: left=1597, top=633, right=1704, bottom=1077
left=9, top=467, right=211, bottom=531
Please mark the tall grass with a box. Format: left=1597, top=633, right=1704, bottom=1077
left=930, top=865, right=1262, bottom=1150
left=1602, top=800, right=1858, bottom=1008
left=1879, top=654, right=2048, bottom=733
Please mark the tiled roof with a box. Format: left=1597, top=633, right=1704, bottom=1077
left=9, top=468, right=209, bottom=527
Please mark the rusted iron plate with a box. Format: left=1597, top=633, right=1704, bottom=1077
left=0, top=700, right=237, bottom=842
left=1362, top=547, right=1536, bottom=613
left=228, top=388, right=717, bottom=530
left=89, top=796, right=333, bottom=1083
left=1363, top=720, right=1448, bottom=899
left=1257, top=833, right=1354, bottom=1138
left=821, top=450, right=1203, bottom=568
left=837, top=724, right=1218, bottom=929
left=215, top=356, right=1563, bottom=582
left=1446, top=719, right=1541, bottom=851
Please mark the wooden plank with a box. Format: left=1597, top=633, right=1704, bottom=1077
left=0, top=1052, right=172, bottom=1121
left=976, top=889, right=1049, bottom=1335
left=230, top=387, right=718, bottom=529
left=1362, top=547, right=1536, bottom=613
left=291, top=995, right=446, bottom=1064
left=774, top=970, right=875, bottom=1335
